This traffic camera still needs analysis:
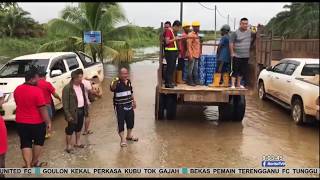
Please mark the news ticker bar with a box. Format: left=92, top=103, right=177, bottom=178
left=0, top=168, right=319, bottom=175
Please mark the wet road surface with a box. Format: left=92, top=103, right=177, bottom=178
left=5, top=60, right=319, bottom=177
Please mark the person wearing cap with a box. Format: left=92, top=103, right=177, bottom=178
left=177, top=21, right=191, bottom=83
left=37, top=69, right=61, bottom=139
left=186, top=21, right=202, bottom=86
left=214, top=24, right=231, bottom=87
left=0, top=91, right=7, bottom=177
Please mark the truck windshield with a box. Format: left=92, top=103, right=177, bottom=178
left=301, top=64, right=319, bottom=76
left=0, top=59, right=49, bottom=78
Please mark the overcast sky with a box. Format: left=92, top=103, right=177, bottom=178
left=19, top=2, right=289, bottom=30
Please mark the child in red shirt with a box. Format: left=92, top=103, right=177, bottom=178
left=0, top=91, right=7, bottom=177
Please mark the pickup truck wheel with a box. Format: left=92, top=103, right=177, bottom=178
left=258, top=81, right=266, bottom=100
left=291, top=98, right=305, bottom=125
left=166, top=94, right=177, bottom=120
left=232, top=95, right=246, bottom=122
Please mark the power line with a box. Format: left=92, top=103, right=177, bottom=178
left=198, top=2, right=215, bottom=11
left=198, top=2, right=237, bottom=31
left=216, top=8, right=228, bottom=19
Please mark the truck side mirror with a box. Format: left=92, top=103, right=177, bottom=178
left=51, top=69, right=63, bottom=77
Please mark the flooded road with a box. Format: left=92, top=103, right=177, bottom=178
left=4, top=60, right=319, bottom=177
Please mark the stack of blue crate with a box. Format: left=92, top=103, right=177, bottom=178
left=204, top=55, right=216, bottom=86
left=198, top=55, right=207, bottom=85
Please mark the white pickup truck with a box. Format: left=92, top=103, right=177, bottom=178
left=258, top=58, right=319, bottom=125
left=0, top=51, right=104, bottom=121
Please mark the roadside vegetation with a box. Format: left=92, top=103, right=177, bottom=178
left=0, top=2, right=159, bottom=63
left=265, top=2, right=319, bottom=39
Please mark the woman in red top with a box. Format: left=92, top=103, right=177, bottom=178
left=0, top=91, right=7, bottom=177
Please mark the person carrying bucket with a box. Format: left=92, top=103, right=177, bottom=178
left=213, top=24, right=231, bottom=87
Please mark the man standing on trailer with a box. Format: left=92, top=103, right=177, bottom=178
left=177, top=21, right=191, bottom=82
left=163, top=20, right=182, bottom=88
left=186, top=21, right=202, bottom=86
left=229, top=17, right=255, bottom=89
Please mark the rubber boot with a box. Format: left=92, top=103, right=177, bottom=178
left=187, top=76, right=195, bottom=86
left=213, top=73, right=221, bottom=87
left=172, top=72, right=177, bottom=86
left=176, top=70, right=183, bottom=84
left=222, top=73, right=230, bottom=87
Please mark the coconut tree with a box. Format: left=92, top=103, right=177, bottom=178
left=39, top=2, right=136, bottom=62
left=266, top=2, right=319, bottom=39
left=1, top=4, right=35, bottom=37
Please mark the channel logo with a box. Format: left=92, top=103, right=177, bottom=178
left=262, top=161, right=286, bottom=167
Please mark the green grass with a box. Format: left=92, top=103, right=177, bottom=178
left=127, top=37, right=158, bottom=48
left=0, top=35, right=158, bottom=64
left=0, top=28, right=215, bottom=64
left=0, top=37, right=48, bottom=63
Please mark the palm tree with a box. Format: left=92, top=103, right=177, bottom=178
left=38, top=2, right=136, bottom=62
left=266, top=3, right=319, bottom=39
left=1, top=5, right=35, bottom=37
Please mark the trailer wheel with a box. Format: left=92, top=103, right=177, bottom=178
left=155, top=87, right=166, bottom=120
left=232, top=95, right=246, bottom=122
left=166, top=94, right=177, bottom=120
left=218, top=102, right=233, bottom=121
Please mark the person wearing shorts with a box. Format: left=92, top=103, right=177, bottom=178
left=229, top=17, right=253, bottom=89
left=75, top=69, right=101, bottom=136
left=110, top=67, right=138, bottom=147
left=62, top=69, right=88, bottom=153
left=13, top=67, right=51, bottom=168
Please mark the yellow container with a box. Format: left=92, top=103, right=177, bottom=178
left=222, top=73, right=230, bottom=87
left=213, top=73, right=221, bottom=87
left=176, top=70, right=183, bottom=84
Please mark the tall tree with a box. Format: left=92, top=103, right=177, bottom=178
left=0, top=4, right=43, bottom=38
left=39, top=2, right=136, bottom=62
left=266, top=2, right=319, bottom=39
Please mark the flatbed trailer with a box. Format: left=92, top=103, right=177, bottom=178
left=155, top=23, right=271, bottom=121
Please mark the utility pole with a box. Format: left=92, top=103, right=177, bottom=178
left=234, top=18, right=236, bottom=30
left=214, top=5, right=217, bottom=40
left=180, top=2, right=183, bottom=23
left=227, top=14, right=230, bottom=25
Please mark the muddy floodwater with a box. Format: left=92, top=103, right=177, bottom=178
left=4, top=60, right=319, bottom=177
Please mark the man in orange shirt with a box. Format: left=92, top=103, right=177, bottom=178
left=187, top=21, right=201, bottom=86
